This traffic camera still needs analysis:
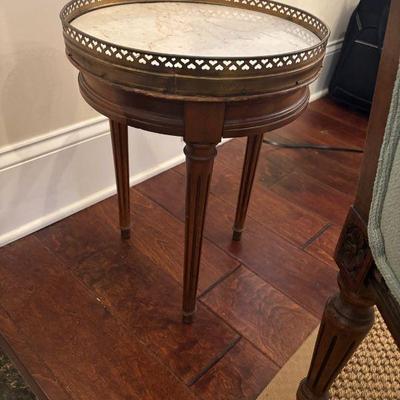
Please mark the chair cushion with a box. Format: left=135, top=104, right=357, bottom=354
left=369, top=61, right=400, bottom=305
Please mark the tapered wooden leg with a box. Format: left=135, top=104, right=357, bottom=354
left=182, top=143, right=217, bottom=324
left=182, top=101, right=225, bottom=323
left=110, top=120, right=131, bottom=240
left=233, top=134, right=264, bottom=241
left=297, top=279, right=375, bottom=400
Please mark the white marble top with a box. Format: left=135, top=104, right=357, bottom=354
left=72, top=2, right=320, bottom=58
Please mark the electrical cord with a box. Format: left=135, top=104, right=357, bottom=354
left=263, top=139, right=364, bottom=153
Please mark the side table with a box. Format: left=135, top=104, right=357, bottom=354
left=60, top=0, right=329, bottom=323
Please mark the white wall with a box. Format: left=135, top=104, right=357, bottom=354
left=0, top=1, right=359, bottom=246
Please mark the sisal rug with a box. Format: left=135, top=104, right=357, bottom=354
left=258, top=310, right=400, bottom=400
left=0, top=352, right=35, bottom=400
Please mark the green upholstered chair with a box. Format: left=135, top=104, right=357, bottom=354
left=369, top=63, right=400, bottom=307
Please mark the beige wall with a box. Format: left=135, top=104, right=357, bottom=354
left=0, top=0, right=97, bottom=148
left=279, top=0, right=359, bottom=42
left=0, top=0, right=358, bottom=148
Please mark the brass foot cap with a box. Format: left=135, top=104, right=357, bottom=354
left=121, top=228, right=131, bottom=240
left=182, top=310, right=196, bottom=325
left=232, top=230, right=243, bottom=241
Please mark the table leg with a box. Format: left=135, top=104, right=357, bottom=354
left=297, top=277, right=375, bottom=400
left=182, top=102, right=225, bottom=323
left=233, top=133, right=264, bottom=241
left=110, top=120, right=131, bottom=239
left=182, top=143, right=217, bottom=324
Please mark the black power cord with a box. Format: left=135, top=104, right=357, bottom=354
left=263, top=139, right=364, bottom=153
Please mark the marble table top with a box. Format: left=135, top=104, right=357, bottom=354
left=71, top=2, right=320, bottom=58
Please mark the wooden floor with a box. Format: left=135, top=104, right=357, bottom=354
left=0, top=98, right=368, bottom=400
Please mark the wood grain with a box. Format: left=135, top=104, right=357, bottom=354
left=126, top=190, right=239, bottom=295
left=138, top=168, right=337, bottom=317
left=267, top=114, right=365, bottom=150
left=291, top=109, right=366, bottom=148
left=285, top=150, right=361, bottom=195
left=270, top=172, right=353, bottom=226
left=0, top=237, right=197, bottom=400
left=309, top=97, right=369, bottom=132
left=200, top=160, right=329, bottom=247
left=36, top=197, right=239, bottom=384
left=0, top=97, right=370, bottom=399
left=74, top=242, right=239, bottom=384
left=305, top=224, right=342, bottom=268
left=220, top=139, right=361, bottom=196
left=37, top=190, right=238, bottom=296
left=0, top=307, right=72, bottom=400
left=201, top=267, right=319, bottom=366
left=192, top=339, right=278, bottom=400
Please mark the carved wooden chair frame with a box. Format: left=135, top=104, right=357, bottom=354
left=297, top=0, right=400, bottom=398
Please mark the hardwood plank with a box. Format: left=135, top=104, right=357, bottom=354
left=179, top=133, right=362, bottom=198
left=319, top=150, right=363, bottom=173
left=208, top=138, right=359, bottom=241
left=129, top=174, right=182, bottom=222
left=0, top=98, right=367, bottom=400
left=283, top=150, right=361, bottom=195
left=309, top=97, right=369, bottom=132
left=72, top=242, right=239, bottom=384
left=305, top=224, right=342, bottom=268
left=192, top=339, right=278, bottom=400
left=179, top=136, right=358, bottom=252
left=201, top=267, right=319, bottom=366
left=202, top=196, right=338, bottom=318
left=244, top=185, right=328, bottom=247
left=263, top=137, right=363, bottom=174
left=0, top=307, right=72, bottom=400
left=216, top=140, right=295, bottom=190
left=294, top=109, right=366, bottom=147
left=128, top=190, right=239, bottom=294
left=35, top=199, right=127, bottom=264
left=259, top=131, right=363, bottom=200
left=270, top=172, right=353, bottom=226
left=36, top=201, right=239, bottom=384
left=37, top=190, right=238, bottom=295
left=0, top=237, right=197, bottom=400
left=159, top=159, right=328, bottom=248
left=138, top=169, right=338, bottom=317
left=267, top=113, right=365, bottom=149
left=222, top=139, right=362, bottom=196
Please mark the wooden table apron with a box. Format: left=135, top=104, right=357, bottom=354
left=61, top=0, right=329, bottom=323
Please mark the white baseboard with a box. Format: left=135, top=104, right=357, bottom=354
left=0, top=40, right=342, bottom=247
left=309, top=39, right=342, bottom=102
left=0, top=128, right=186, bottom=246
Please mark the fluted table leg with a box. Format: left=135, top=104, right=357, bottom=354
left=110, top=120, right=131, bottom=239
left=182, top=143, right=217, bottom=323
left=233, top=133, right=264, bottom=241
left=182, top=102, right=225, bottom=323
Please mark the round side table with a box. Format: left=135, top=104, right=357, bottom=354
left=60, top=0, right=329, bottom=323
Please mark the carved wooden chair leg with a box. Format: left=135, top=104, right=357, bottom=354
left=182, top=143, right=217, bottom=323
left=233, top=133, right=264, bottom=241
left=110, top=120, right=131, bottom=239
left=297, top=277, right=375, bottom=400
